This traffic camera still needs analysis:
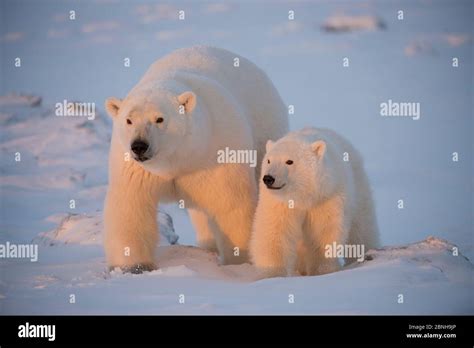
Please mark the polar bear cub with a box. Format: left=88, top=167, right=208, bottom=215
left=250, top=127, right=379, bottom=278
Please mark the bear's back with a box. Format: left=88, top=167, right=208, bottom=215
left=137, top=45, right=287, bottom=128
left=139, top=46, right=264, bottom=88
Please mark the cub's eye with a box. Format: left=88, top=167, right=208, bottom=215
left=267, top=159, right=270, bottom=164
left=126, top=119, right=132, bottom=125
left=156, top=117, right=164, bottom=124
left=286, top=160, right=294, bottom=165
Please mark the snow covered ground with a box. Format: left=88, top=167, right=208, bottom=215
left=1, top=0, right=473, bottom=314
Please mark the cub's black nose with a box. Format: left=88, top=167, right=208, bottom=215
left=263, top=175, right=275, bottom=187
left=131, top=140, right=149, bottom=156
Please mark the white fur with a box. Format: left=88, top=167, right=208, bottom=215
left=250, top=127, right=379, bottom=278
left=104, top=46, right=288, bottom=270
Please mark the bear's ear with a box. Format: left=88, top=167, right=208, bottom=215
left=177, top=91, right=197, bottom=114
left=105, top=97, right=122, bottom=118
left=266, top=140, right=274, bottom=153
left=311, top=140, right=326, bottom=158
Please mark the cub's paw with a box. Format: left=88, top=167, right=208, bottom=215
left=109, top=263, right=156, bottom=274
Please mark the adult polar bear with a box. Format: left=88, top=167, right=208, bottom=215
left=104, top=46, right=288, bottom=272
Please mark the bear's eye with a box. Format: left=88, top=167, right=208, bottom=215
left=286, top=160, right=294, bottom=165
left=126, top=119, right=132, bottom=125
left=156, top=117, right=164, bottom=124
left=267, top=159, right=270, bottom=164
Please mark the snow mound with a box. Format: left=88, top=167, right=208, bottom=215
left=33, top=211, right=179, bottom=246
left=0, top=93, right=42, bottom=107
left=156, top=244, right=257, bottom=281
left=365, top=236, right=462, bottom=261
left=356, top=237, right=472, bottom=282
left=404, top=40, right=437, bottom=57
left=322, top=14, right=386, bottom=33
left=0, top=100, right=110, bottom=191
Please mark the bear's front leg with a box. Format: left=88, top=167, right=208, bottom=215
left=104, top=188, right=158, bottom=273
left=104, top=148, right=162, bottom=273
left=188, top=209, right=218, bottom=252
left=212, top=204, right=254, bottom=265
left=305, top=197, right=347, bottom=275
left=249, top=195, right=305, bottom=278
left=196, top=164, right=258, bottom=265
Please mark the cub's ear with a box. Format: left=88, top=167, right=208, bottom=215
left=178, top=91, right=197, bottom=114
left=311, top=140, right=326, bottom=158
left=105, top=97, right=122, bottom=118
left=266, top=140, right=274, bottom=153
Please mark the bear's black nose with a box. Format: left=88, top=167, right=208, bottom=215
left=131, top=140, right=149, bottom=156
left=263, top=175, right=275, bottom=187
